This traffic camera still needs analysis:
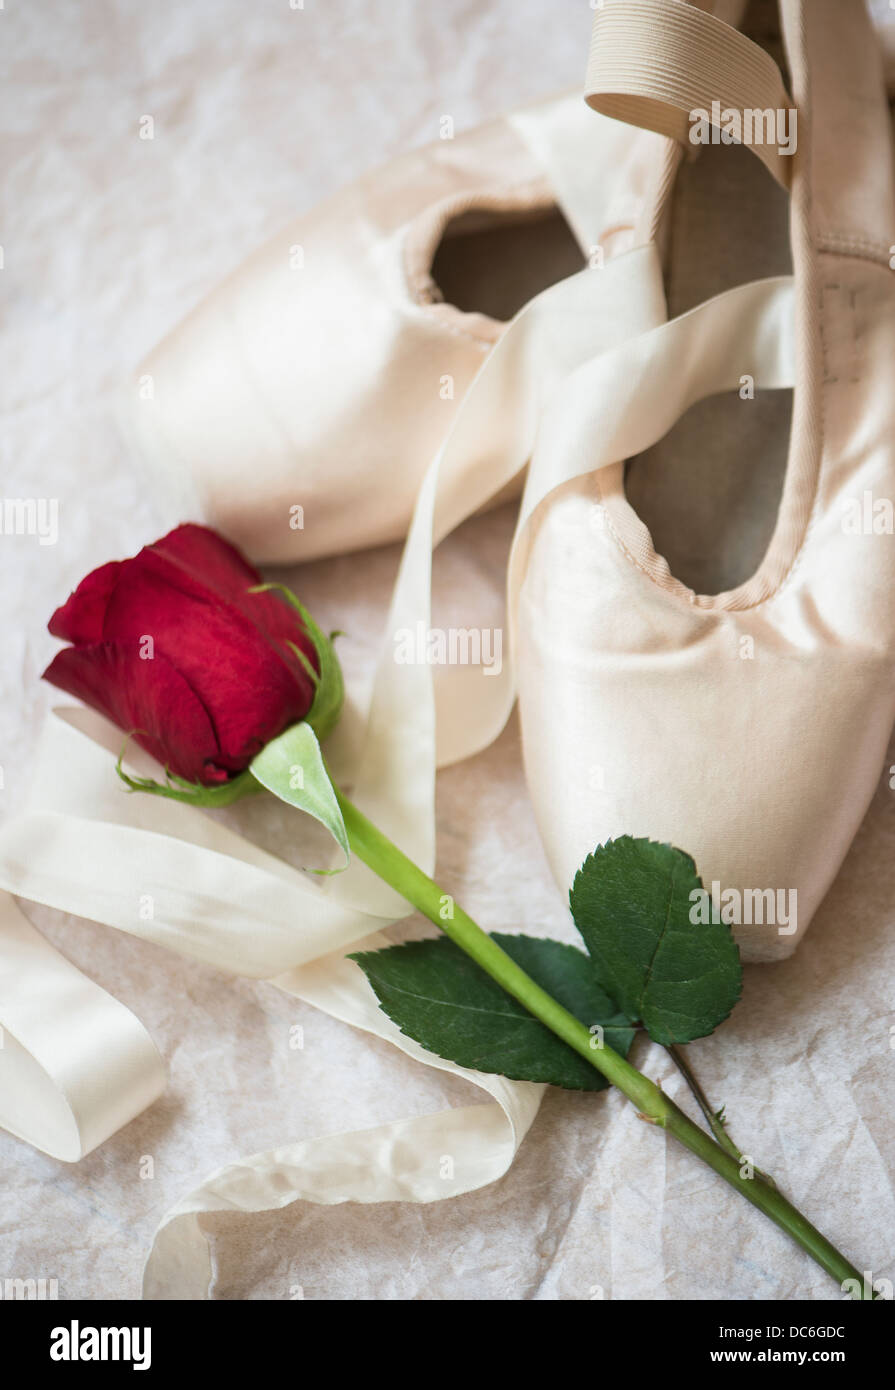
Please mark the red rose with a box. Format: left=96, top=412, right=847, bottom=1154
left=43, top=524, right=320, bottom=785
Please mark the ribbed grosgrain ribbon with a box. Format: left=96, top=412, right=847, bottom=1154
left=0, top=253, right=796, bottom=1297
left=586, top=0, right=797, bottom=188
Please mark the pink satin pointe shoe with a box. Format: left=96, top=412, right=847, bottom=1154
left=124, top=90, right=649, bottom=564
left=513, top=0, right=895, bottom=962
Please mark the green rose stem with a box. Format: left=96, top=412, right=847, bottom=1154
left=336, top=787, right=870, bottom=1297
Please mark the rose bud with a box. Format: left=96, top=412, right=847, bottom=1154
left=43, top=523, right=341, bottom=790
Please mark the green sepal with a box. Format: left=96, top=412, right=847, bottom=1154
left=249, top=719, right=349, bottom=870
left=251, top=582, right=344, bottom=743
left=115, top=739, right=265, bottom=807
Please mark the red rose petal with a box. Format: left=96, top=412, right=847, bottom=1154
left=149, top=524, right=261, bottom=599
left=44, top=524, right=323, bottom=782
left=101, top=557, right=316, bottom=770
left=48, top=561, right=123, bottom=644
left=43, top=642, right=226, bottom=784
left=149, top=524, right=320, bottom=682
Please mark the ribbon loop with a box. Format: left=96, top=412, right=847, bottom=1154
left=586, top=0, right=797, bottom=189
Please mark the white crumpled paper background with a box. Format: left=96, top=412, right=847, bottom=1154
left=2, top=0, right=895, bottom=1300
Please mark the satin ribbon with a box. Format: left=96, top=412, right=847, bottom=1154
left=0, top=891, right=165, bottom=1161
left=0, top=252, right=795, bottom=1297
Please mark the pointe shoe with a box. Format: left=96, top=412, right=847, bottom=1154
left=125, top=91, right=656, bottom=564
left=514, top=0, right=895, bottom=962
